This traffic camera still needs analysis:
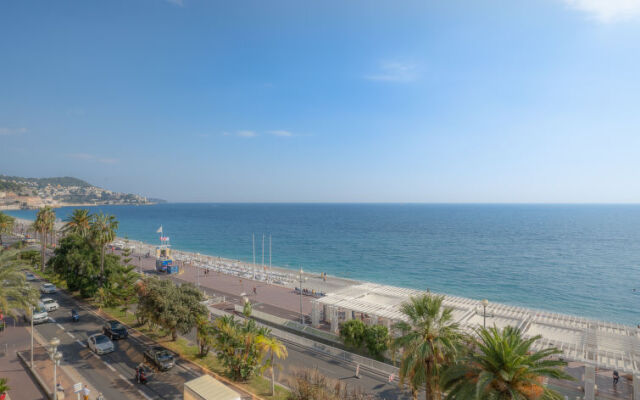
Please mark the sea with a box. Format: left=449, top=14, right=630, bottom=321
left=7, top=203, right=640, bottom=325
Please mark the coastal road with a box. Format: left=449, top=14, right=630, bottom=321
left=28, top=277, right=202, bottom=400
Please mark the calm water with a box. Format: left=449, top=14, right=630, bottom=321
left=8, top=203, right=640, bottom=325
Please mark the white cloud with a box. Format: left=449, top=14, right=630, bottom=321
left=236, top=130, right=257, bottom=138
left=0, top=127, right=28, bottom=136
left=67, top=153, right=119, bottom=164
left=563, top=0, right=640, bottom=22
left=365, top=61, right=418, bottom=83
left=166, top=0, right=184, bottom=6
left=269, top=130, right=293, bottom=137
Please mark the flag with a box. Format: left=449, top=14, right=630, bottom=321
left=156, top=226, right=163, bottom=234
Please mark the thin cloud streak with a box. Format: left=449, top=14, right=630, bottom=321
left=0, top=127, right=28, bottom=136
left=66, top=153, right=119, bottom=164
left=365, top=61, right=419, bottom=83
left=563, top=0, right=640, bottom=22
left=269, top=130, right=293, bottom=137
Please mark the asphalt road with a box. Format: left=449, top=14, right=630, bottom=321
left=28, top=277, right=202, bottom=400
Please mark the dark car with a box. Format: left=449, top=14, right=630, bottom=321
left=103, top=320, right=128, bottom=340
left=143, top=346, right=175, bottom=371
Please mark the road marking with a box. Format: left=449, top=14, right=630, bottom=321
left=56, top=323, right=65, bottom=330
left=118, top=373, right=132, bottom=386
left=138, top=389, right=153, bottom=400
left=49, top=318, right=56, bottom=323
left=76, top=339, right=86, bottom=347
left=66, top=332, right=75, bottom=339
left=104, top=362, right=116, bottom=372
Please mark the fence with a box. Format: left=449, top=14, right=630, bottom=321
left=212, top=305, right=398, bottom=377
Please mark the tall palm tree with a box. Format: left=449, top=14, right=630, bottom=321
left=63, top=208, right=91, bottom=238
left=31, top=209, right=47, bottom=271
left=393, top=294, right=464, bottom=400
left=257, top=334, right=288, bottom=396
left=90, top=212, right=119, bottom=284
left=0, top=212, right=15, bottom=247
left=0, top=250, right=39, bottom=318
left=442, top=326, right=571, bottom=400
left=42, top=206, right=56, bottom=248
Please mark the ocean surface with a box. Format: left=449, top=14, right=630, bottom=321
left=8, top=203, right=640, bottom=325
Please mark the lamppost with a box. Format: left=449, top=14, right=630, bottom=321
left=30, top=306, right=34, bottom=368
left=481, top=299, right=489, bottom=329
left=298, top=268, right=307, bottom=325
left=48, top=337, right=62, bottom=400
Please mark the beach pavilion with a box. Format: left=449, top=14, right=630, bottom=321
left=312, top=282, right=640, bottom=398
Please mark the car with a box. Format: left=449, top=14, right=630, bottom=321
left=143, top=346, right=175, bottom=371
left=40, top=283, right=57, bottom=294
left=25, top=272, right=36, bottom=281
left=40, top=298, right=59, bottom=312
left=23, top=303, right=49, bottom=324
left=87, top=334, right=115, bottom=355
left=103, top=320, right=128, bottom=340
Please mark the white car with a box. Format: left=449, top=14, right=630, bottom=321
left=41, top=298, right=59, bottom=312
left=87, top=334, right=115, bottom=355
left=25, top=272, right=36, bottom=281
left=24, top=303, right=49, bottom=324
left=40, top=283, right=57, bottom=294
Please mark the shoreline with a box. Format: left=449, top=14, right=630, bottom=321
left=9, top=216, right=638, bottom=329
left=0, top=202, right=157, bottom=211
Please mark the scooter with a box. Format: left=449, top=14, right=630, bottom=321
left=71, top=309, right=79, bottom=322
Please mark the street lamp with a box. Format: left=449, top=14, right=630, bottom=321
left=48, top=337, right=62, bottom=400
left=481, top=299, right=489, bottom=329
left=298, top=268, right=307, bottom=325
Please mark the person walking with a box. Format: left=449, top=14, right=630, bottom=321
left=82, top=385, right=90, bottom=400
left=613, top=370, right=619, bottom=385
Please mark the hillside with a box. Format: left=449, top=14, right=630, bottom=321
left=0, top=175, right=161, bottom=209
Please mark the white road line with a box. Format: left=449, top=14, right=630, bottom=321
left=138, top=389, right=154, bottom=400
left=104, top=362, right=116, bottom=372
left=76, top=339, right=86, bottom=347
left=66, top=332, right=75, bottom=339
left=118, top=373, right=132, bottom=386
left=56, top=323, right=65, bottom=330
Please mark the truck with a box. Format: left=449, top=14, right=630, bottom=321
left=143, top=346, right=175, bottom=371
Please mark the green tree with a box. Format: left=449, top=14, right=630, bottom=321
left=393, top=295, right=464, bottom=400
left=135, top=277, right=206, bottom=341
left=89, top=212, right=118, bottom=284
left=62, top=208, right=91, bottom=238
left=196, top=316, right=217, bottom=357
left=257, top=334, right=288, bottom=396
left=0, top=250, right=39, bottom=318
left=442, top=326, right=572, bottom=400
left=364, top=324, right=389, bottom=360
left=214, top=315, right=266, bottom=381
left=32, top=206, right=55, bottom=271
left=0, top=212, right=15, bottom=247
left=339, top=319, right=367, bottom=349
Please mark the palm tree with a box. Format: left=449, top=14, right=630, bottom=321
left=0, top=212, right=15, bottom=247
left=31, top=209, right=47, bottom=271
left=196, top=316, right=218, bottom=357
left=90, top=212, right=119, bottom=284
left=257, top=334, right=288, bottom=396
left=63, top=208, right=91, bottom=238
left=393, top=294, right=464, bottom=400
left=0, top=250, right=39, bottom=318
left=442, top=326, right=572, bottom=400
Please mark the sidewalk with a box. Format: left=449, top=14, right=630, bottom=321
left=18, top=325, right=103, bottom=400
left=0, top=317, right=47, bottom=400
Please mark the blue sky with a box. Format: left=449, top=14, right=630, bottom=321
left=1, top=0, right=640, bottom=202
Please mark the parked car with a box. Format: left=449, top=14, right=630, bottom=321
left=23, top=303, right=49, bottom=324
left=41, top=298, right=59, bottom=312
left=25, top=272, right=36, bottom=281
left=143, top=346, right=175, bottom=371
left=103, top=320, right=128, bottom=340
left=40, top=283, right=57, bottom=294
left=87, top=334, right=115, bottom=355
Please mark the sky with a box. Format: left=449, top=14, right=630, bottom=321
left=1, top=0, right=640, bottom=203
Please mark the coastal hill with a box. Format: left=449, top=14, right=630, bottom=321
left=0, top=174, right=164, bottom=210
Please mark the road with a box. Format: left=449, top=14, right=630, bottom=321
left=28, top=277, right=202, bottom=400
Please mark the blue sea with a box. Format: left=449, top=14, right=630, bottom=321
left=8, top=203, right=640, bottom=325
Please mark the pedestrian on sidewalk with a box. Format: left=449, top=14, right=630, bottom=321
left=96, top=392, right=104, bottom=400
left=613, top=370, right=619, bottom=385
left=82, top=385, right=90, bottom=400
